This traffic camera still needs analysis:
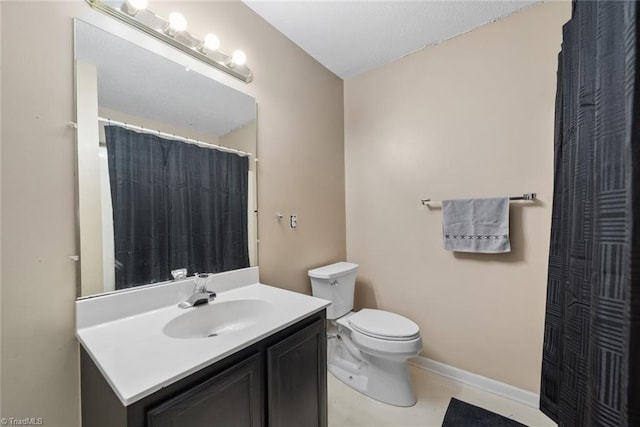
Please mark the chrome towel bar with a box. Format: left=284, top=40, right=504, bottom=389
left=421, top=193, right=537, bottom=206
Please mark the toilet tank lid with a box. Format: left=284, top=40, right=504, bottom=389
left=308, top=262, right=359, bottom=279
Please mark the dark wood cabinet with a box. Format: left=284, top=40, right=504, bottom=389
left=267, top=319, right=327, bottom=427
left=147, top=353, right=263, bottom=427
left=81, top=310, right=326, bottom=427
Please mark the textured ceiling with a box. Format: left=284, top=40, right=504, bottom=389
left=75, top=20, right=255, bottom=138
left=243, top=0, right=539, bottom=79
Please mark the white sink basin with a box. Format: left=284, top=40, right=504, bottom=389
left=163, top=299, right=275, bottom=339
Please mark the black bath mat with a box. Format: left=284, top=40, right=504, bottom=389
left=442, top=398, right=527, bottom=426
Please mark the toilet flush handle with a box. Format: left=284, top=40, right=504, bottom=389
left=330, top=279, right=339, bottom=287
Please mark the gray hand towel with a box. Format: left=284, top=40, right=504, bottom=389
left=442, top=197, right=511, bottom=253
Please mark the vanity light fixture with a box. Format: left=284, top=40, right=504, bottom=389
left=84, top=0, right=253, bottom=83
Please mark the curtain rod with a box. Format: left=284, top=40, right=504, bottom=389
left=421, top=193, right=537, bottom=206
left=98, top=117, right=252, bottom=157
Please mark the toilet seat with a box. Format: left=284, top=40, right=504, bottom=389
left=347, top=309, right=420, bottom=341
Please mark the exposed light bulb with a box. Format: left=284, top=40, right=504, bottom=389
left=231, top=50, right=247, bottom=66
left=203, top=34, right=220, bottom=51
left=166, top=12, right=187, bottom=35
left=198, top=34, right=220, bottom=54
left=123, top=0, right=148, bottom=15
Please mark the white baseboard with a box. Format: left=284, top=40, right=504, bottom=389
left=409, top=356, right=540, bottom=408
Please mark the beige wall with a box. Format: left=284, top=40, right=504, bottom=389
left=0, top=1, right=344, bottom=425
left=0, top=1, right=3, bottom=420
left=344, top=2, right=570, bottom=393
left=1, top=3, right=81, bottom=425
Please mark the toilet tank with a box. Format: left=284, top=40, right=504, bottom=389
left=308, top=262, right=359, bottom=319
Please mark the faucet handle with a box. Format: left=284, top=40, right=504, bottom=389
left=194, top=273, right=214, bottom=293
left=171, top=268, right=188, bottom=280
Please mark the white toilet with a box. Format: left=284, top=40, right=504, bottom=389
left=308, top=262, right=423, bottom=407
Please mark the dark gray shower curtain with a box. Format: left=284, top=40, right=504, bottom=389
left=540, top=1, right=640, bottom=426
left=105, top=126, right=249, bottom=289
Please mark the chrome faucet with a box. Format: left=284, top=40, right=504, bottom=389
left=178, top=273, right=216, bottom=309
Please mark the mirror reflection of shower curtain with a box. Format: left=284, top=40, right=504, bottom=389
left=540, top=1, right=640, bottom=426
left=105, top=125, right=249, bottom=289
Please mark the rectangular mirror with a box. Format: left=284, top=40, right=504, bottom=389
left=74, top=19, right=258, bottom=298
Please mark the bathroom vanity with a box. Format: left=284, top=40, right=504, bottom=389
left=77, top=268, right=330, bottom=427
left=72, top=13, right=331, bottom=426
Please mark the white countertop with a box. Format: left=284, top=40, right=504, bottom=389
left=76, top=276, right=330, bottom=406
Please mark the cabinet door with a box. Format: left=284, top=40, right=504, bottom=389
left=267, top=318, right=327, bottom=427
left=147, top=352, right=263, bottom=427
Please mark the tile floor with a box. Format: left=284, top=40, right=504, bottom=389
left=327, top=365, right=556, bottom=427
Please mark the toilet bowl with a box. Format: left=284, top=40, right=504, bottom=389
left=308, top=262, right=423, bottom=407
